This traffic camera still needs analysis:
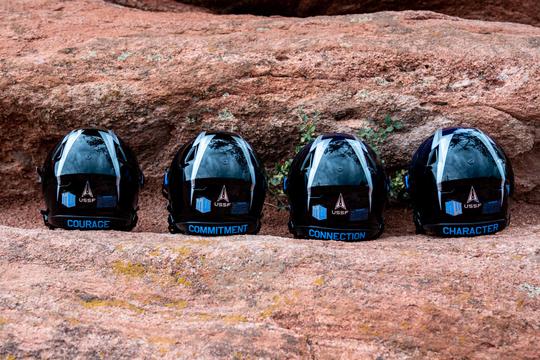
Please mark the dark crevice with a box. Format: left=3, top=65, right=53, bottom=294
left=168, top=0, right=539, bottom=27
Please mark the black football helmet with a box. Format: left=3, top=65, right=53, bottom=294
left=407, top=127, right=514, bottom=237
left=163, top=131, right=266, bottom=235
left=38, top=128, right=144, bottom=231
left=285, top=133, right=388, bottom=241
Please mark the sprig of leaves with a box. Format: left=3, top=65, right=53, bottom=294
left=268, top=109, right=318, bottom=209
left=358, top=115, right=407, bottom=202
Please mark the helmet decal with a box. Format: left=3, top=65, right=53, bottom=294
left=465, top=186, right=481, bottom=208
left=195, top=197, right=212, bottom=213
left=445, top=200, right=463, bottom=216
left=332, top=193, right=349, bottom=215
left=61, top=192, right=76, bottom=208
left=79, top=181, right=96, bottom=204
left=214, top=185, right=231, bottom=208
left=217, top=185, right=229, bottom=202
left=311, top=204, right=327, bottom=220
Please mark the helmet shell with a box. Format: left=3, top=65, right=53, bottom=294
left=163, top=131, right=266, bottom=235
left=39, top=128, right=143, bottom=230
left=408, top=127, right=514, bottom=236
left=286, top=133, right=387, bottom=241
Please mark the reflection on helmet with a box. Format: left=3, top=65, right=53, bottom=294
left=39, top=128, right=144, bottom=231
left=286, top=133, right=387, bottom=241
left=163, top=131, right=266, bottom=236
left=408, top=127, right=514, bottom=237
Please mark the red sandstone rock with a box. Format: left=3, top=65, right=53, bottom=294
left=106, top=0, right=208, bottom=12
left=0, top=221, right=539, bottom=358
left=1, top=0, right=539, bottom=204
left=151, top=0, right=540, bottom=26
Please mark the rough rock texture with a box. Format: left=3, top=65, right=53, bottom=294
left=174, top=0, right=540, bottom=26
left=1, top=218, right=539, bottom=359
left=1, top=0, right=539, bottom=204
left=106, top=0, right=208, bottom=12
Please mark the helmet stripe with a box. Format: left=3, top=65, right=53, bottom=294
left=99, top=130, right=122, bottom=200
left=55, top=129, right=83, bottom=200
left=435, top=132, right=454, bottom=209
left=306, top=137, right=331, bottom=208
left=346, top=139, right=374, bottom=211
left=190, top=134, right=215, bottom=204
left=469, top=128, right=506, bottom=205
left=233, top=136, right=257, bottom=208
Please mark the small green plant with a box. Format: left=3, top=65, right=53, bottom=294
left=268, top=109, right=318, bottom=209
left=358, top=115, right=407, bottom=202
left=389, top=169, right=409, bottom=202
left=357, top=115, right=403, bottom=155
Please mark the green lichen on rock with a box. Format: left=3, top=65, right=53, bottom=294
left=112, top=260, right=146, bottom=277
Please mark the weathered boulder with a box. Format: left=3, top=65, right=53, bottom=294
left=156, top=0, right=540, bottom=26
left=106, top=0, right=207, bottom=12
left=0, top=0, right=539, bottom=202
left=1, top=223, right=539, bottom=358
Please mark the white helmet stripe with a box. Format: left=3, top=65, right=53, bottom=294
left=306, top=137, right=331, bottom=208
left=432, top=128, right=442, bottom=150
left=435, top=132, right=454, bottom=208
left=55, top=129, right=83, bottom=200
left=472, top=129, right=506, bottom=205
left=99, top=130, right=122, bottom=200
left=346, top=139, right=374, bottom=210
left=233, top=136, right=257, bottom=208
left=190, top=134, right=215, bottom=204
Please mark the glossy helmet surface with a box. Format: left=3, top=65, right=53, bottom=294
left=286, top=133, right=388, bottom=241
left=163, top=131, right=266, bottom=236
left=39, top=128, right=144, bottom=230
left=407, top=127, right=514, bottom=237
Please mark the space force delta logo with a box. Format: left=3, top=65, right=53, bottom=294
left=79, top=181, right=96, bottom=204
left=332, top=193, right=348, bottom=215
left=214, top=185, right=231, bottom=208
left=464, top=186, right=481, bottom=209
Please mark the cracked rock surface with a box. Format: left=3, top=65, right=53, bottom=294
left=170, top=0, right=540, bottom=26
left=1, top=219, right=539, bottom=359
left=0, top=4, right=539, bottom=357
left=0, top=0, right=539, bottom=204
